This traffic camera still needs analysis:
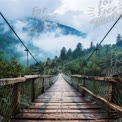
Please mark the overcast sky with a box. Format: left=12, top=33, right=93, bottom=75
left=0, top=0, right=122, bottom=62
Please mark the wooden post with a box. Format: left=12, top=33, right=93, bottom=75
left=77, top=83, right=79, bottom=92
left=109, top=75, right=119, bottom=118
left=14, top=83, right=21, bottom=113
left=41, top=78, right=44, bottom=93
left=82, top=79, right=86, bottom=97
left=49, top=77, right=52, bottom=86
left=31, top=79, right=36, bottom=102
left=77, top=78, right=79, bottom=91
left=70, top=76, right=73, bottom=86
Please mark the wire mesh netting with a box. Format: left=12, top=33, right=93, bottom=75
left=85, top=80, right=112, bottom=101
left=0, top=76, right=57, bottom=122
left=0, top=84, right=16, bottom=122
left=64, top=74, right=122, bottom=119
left=20, top=80, right=32, bottom=109
left=44, top=77, right=50, bottom=91
left=112, top=82, right=122, bottom=107
left=35, top=78, right=43, bottom=97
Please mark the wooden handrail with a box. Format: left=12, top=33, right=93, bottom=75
left=0, top=75, right=55, bottom=86
left=64, top=75, right=122, bottom=116
left=24, top=75, right=40, bottom=79
left=80, top=85, right=122, bottom=113
left=0, top=77, right=26, bottom=86
left=71, top=75, right=122, bottom=83
left=66, top=78, right=122, bottom=114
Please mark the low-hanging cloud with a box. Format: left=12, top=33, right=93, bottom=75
left=0, top=0, right=122, bottom=64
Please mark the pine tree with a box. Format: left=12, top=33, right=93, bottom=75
left=67, top=48, right=72, bottom=60
left=116, top=34, right=122, bottom=46
left=60, top=47, right=67, bottom=60
left=90, top=41, right=95, bottom=50
left=73, top=43, right=83, bottom=58
left=47, top=57, right=51, bottom=65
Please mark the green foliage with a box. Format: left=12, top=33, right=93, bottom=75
left=116, top=34, right=122, bottom=46
left=0, top=52, right=10, bottom=78
left=60, top=47, right=67, bottom=60
left=63, top=58, right=81, bottom=74
left=73, top=43, right=83, bottom=58
left=67, top=48, right=73, bottom=60
left=0, top=51, right=33, bottom=78
left=9, top=57, right=24, bottom=77
left=28, top=34, right=122, bottom=76
left=24, top=67, right=32, bottom=75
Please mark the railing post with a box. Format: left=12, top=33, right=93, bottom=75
left=77, top=78, right=79, bottom=91
left=41, top=77, right=44, bottom=93
left=82, top=79, right=86, bottom=97
left=31, top=79, right=36, bottom=102
left=49, top=77, right=52, bottom=86
left=70, top=76, right=73, bottom=86
left=110, top=76, right=119, bottom=118
left=14, top=83, right=21, bottom=113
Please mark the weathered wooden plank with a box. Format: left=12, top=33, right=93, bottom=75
left=28, top=105, right=101, bottom=109
left=30, top=102, right=94, bottom=106
left=38, top=92, right=82, bottom=97
left=37, top=95, right=82, bottom=98
left=34, top=99, right=89, bottom=103
left=22, top=108, right=105, bottom=113
left=16, top=119, right=111, bottom=122
left=40, top=91, right=81, bottom=94
left=36, top=97, right=85, bottom=101
left=15, top=113, right=110, bottom=120
left=35, top=96, right=87, bottom=103
left=13, top=74, right=113, bottom=121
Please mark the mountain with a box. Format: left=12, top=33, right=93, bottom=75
left=0, top=18, right=87, bottom=64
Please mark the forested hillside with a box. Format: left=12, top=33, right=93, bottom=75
left=0, top=34, right=122, bottom=78
left=32, top=34, right=122, bottom=76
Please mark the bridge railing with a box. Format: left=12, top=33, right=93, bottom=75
left=64, top=74, right=122, bottom=119
left=0, top=75, right=58, bottom=122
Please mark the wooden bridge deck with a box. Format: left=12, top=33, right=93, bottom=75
left=14, top=74, right=114, bottom=122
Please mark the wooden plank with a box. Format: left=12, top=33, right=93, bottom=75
left=13, top=74, right=114, bottom=121
left=40, top=91, right=81, bottom=95
left=34, top=99, right=89, bottom=103
left=39, top=92, right=82, bottom=97
left=14, top=120, right=116, bottom=122
left=28, top=105, right=101, bottom=109
left=35, top=97, right=85, bottom=101
left=15, top=113, right=110, bottom=120
left=30, top=102, right=94, bottom=106
left=21, top=108, right=105, bottom=113
left=37, top=95, right=82, bottom=98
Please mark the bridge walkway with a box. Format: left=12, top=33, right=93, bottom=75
left=14, top=74, right=114, bottom=122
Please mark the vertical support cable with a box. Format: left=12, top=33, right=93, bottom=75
left=25, top=49, right=29, bottom=68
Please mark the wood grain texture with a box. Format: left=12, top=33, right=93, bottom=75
left=13, top=74, right=116, bottom=121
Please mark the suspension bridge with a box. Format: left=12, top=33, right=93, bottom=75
left=0, top=73, right=122, bottom=121
left=0, top=12, right=122, bottom=122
